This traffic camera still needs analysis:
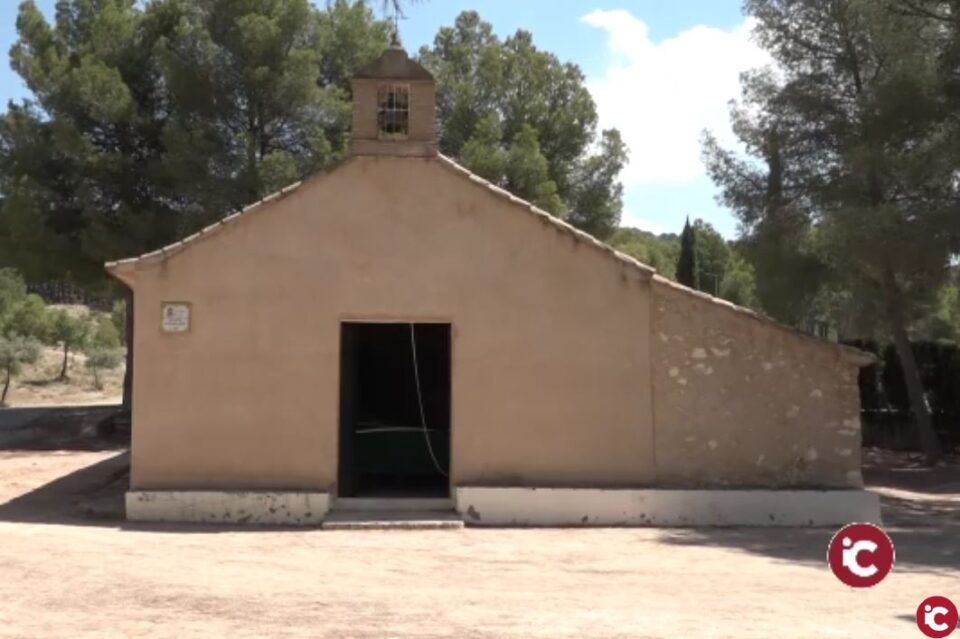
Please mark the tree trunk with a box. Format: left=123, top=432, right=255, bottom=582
left=122, top=288, right=133, bottom=411
left=1, top=370, right=10, bottom=405
left=59, top=342, right=69, bottom=380
left=883, top=276, right=942, bottom=464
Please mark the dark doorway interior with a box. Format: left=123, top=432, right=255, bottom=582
left=338, top=323, right=451, bottom=497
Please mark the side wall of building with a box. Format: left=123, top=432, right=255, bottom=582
left=650, top=279, right=865, bottom=489
left=122, top=156, right=656, bottom=492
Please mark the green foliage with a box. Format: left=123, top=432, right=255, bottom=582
left=1, top=0, right=391, bottom=285
left=917, top=276, right=960, bottom=342
left=47, top=309, right=89, bottom=379
left=0, top=333, right=41, bottom=404
left=84, top=347, right=122, bottom=389
left=720, top=253, right=758, bottom=308
left=609, top=228, right=679, bottom=279
left=0, top=268, right=49, bottom=341
left=0, top=334, right=40, bottom=379
left=706, top=1, right=960, bottom=327
left=703, top=0, right=960, bottom=461
left=158, top=0, right=389, bottom=220
left=676, top=218, right=699, bottom=289
left=741, top=217, right=829, bottom=325
left=0, top=268, right=28, bottom=317
left=4, top=294, right=50, bottom=341
left=0, top=265, right=128, bottom=390
left=460, top=113, right=507, bottom=182
left=89, top=314, right=121, bottom=350
left=461, top=117, right=567, bottom=215
left=610, top=223, right=760, bottom=308
left=567, top=129, right=629, bottom=239
left=48, top=310, right=88, bottom=348
left=4, top=0, right=179, bottom=283
left=505, top=125, right=564, bottom=215
left=418, top=11, right=627, bottom=239
left=111, top=299, right=127, bottom=345
left=692, top=219, right=729, bottom=296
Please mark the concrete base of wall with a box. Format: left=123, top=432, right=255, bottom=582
left=455, top=487, right=882, bottom=527
left=126, top=487, right=882, bottom=528
left=125, top=491, right=330, bottom=526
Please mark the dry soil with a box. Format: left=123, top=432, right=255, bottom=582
left=0, top=447, right=956, bottom=638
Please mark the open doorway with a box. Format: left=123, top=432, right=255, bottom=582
left=338, top=322, right=451, bottom=498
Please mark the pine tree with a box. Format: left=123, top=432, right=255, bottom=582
left=677, top=218, right=699, bottom=289
left=505, top=125, right=564, bottom=215
left=460, top=113, right=508, bottom=183
left=418, top=11, right=628, bottom=238
left=1, top=0, right=391, bottom=285
left=703, top=0, right=960, bottom=463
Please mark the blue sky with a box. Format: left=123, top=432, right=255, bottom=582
left=0, top=0, right=762, bottom=237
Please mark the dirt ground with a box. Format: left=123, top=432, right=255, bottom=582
left=0, top=443, right=956, bottom=638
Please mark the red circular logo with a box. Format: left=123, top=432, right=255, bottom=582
left=917, top=596, right=959, bottom=638
left=826, top=523, right=895, bottom=588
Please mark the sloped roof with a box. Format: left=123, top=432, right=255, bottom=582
left=104, top=155, right=655, bottom=277
left=105, top=155, right=872, bottom=366
left=104, top=178, right=308, bottom=270
left=435, top=157, right=871, bottom=365
left=434, top=156, right=656, bottom=278
left=354, top=46, right=433, bottom=81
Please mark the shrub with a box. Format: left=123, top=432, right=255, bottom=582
left=85, top=348, right=122, bottom=390
left=0, top=268, right=27, bottom=318
left=89, top=314, right=121, bottom=350
left=47, top=309, right=89, bottom=380
left=4, top=294, right=50, bottom=341
left=0, top=334, right=41, bottom=405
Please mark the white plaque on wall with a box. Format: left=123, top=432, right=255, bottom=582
left=161, top=303, right=191, bottom=333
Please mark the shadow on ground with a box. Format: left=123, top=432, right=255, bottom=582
left=658, top=519, right=958, bottom=573
left=3, top=427, right=959, bottom=559
left=0, top=404, right=134, bottom=528
left=658, top=450, right=960, bottom=573
left=0, top=447, right=314, bottom=534
left=0, top=451, right=129, bottom=525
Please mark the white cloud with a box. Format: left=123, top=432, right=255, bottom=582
left=582, top=10, right=770, bottom=185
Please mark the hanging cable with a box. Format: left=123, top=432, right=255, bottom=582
left=410, top=323, right=448, bottom=478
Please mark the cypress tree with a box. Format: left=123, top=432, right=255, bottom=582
left=677, top=217, right=699, bottom=289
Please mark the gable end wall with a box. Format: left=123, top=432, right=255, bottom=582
left=122, top=156, right=656, bottom=491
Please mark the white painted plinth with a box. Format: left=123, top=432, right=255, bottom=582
left=126, top=491, right=330, bottom=525
left=455, top=488, right=881, bottom=527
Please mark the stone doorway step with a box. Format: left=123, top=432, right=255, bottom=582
left=322, top=498, right=464, bottom=530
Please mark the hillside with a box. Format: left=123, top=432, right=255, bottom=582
left=2, top=343, right=124, bottom=407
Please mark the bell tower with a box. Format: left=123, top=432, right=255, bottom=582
left=350, top=40, right=437, bottom=157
